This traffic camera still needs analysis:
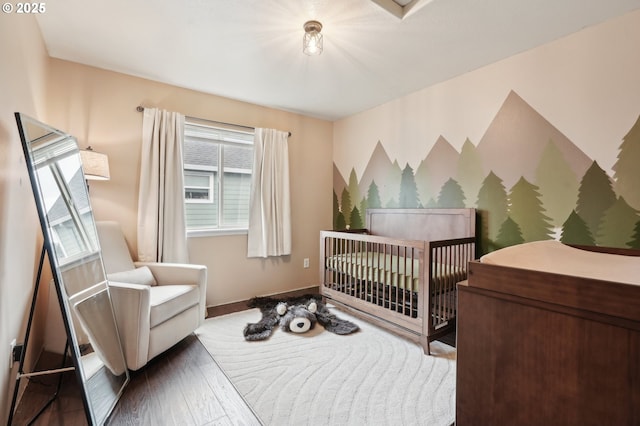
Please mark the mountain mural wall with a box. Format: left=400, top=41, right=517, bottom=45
left=333, top=90, right=640, bottom=255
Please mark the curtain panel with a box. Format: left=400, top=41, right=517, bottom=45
left=138, top=108, right=189, bottom=263
left=247, top=128, right=291, bottom=258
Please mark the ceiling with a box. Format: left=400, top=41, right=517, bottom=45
left=36, top=0, right=640, bottom=121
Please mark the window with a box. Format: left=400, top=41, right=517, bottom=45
left=183, top=122, right=253, bottom=234
left=184, top=171, right=213, bottom=202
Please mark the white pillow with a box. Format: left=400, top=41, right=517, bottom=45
left=107, top=266, right=157, bottom=286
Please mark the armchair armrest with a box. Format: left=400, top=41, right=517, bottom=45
left=134, top=262, right=208, bottom=324
left=108, top=281, right=151, bottom=370
left=134, top=262, right=206, bottom=285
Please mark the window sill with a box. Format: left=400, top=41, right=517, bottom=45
left=187, top=228, right=248, bottom=238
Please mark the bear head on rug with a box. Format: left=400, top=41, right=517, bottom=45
left=243, top=295, right=359, bottom=341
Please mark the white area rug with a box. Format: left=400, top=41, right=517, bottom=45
left=196, top=307, right=456, bottom=426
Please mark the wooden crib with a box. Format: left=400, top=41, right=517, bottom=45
left=320, top=208, right=476, bottom=354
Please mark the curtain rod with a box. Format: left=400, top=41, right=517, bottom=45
left=136, top=106, right=291, bottom=137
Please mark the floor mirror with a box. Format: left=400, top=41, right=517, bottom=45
left=9, top=113, right=129, bottom=425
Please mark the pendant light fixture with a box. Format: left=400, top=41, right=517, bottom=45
left=303, top=20, right=323, bottom=56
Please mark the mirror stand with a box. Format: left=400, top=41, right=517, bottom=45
left=7, top=247, right=78, bottom=426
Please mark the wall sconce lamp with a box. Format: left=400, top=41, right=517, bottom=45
left=303, top=20, right=323, bottom=56
left=80, top=146, right=110, bottom=181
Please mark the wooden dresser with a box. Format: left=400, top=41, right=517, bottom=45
left=455, top=263, right=640, bottom=426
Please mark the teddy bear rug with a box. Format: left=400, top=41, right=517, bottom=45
left=243, top=294, right=359, bottom=341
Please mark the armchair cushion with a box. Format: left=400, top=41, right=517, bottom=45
left=97, top=221, right=136, bottom=273
left=107, top=266, right=157, bottom=286
left=149, top=284, right=200, bottom=328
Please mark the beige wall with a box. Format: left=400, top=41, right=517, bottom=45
left=334, top=9, right=640, bottom=181
left=46, top=60, right=334, bottom=307
left=0, top=14, right=52, bottom=423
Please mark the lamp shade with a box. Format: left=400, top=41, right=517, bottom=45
left=80, top=147, right=110, bottom=181
left=303, top=20, right=323, bottom=56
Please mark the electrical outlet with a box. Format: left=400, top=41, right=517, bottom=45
left=303, top=258, right=310, bottom=268
left=9, top=339, right=16, bottom=369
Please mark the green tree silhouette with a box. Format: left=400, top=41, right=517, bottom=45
left=415, top=158, right=431, bottom=208
left=456, top=138, right=484, bottom=208
left=576, top=161, right=616, bottom=240
left=359, top=197, right=368, bottom=226
left=384, top=160, right=404, bottom=207
left=367, top=181, right=382, bottom=209
left=597, top=196, right=639, bottom=248
left=333, top=191, right=340, bottom=229
left=350, top=206, right=364, bottom=229
left=536, top=139, right=579, bottom=226
left=476, top=171, right=509, bottom=255
left=613, top=115, right=640, bottom=211
left=494, top=216, right=525, bottom=248
left=560, top=210, right=595, bottom=246
left=385, top=197, right=398, bottom=208
left=335, top=211, right=346, bottom=230
left=437, top=178, right=466, bottom=208
left=340, top=188, right=352, bottom=227
left=628, top=220, right=640, bottom=249
left=348, top=168, right=361, bottom=214
left=508, top=177, right=553, bottom=242
left=398, top=164, right=419, bottom=208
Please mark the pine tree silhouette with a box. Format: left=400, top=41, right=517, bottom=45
left=613, top=115, right=640, bottom=211
left=495, top=217, right=525, bottom=248
left=536, top=139, right=579, bottom=226
left=340, top=188, right=352, bottom=227
left=367, top=181, right=382, bottom=209
left=576, top=161, right=616, bottom=240
left=508, top=177, right=553, bottom=242
left=597, top=196, right=639, bottom=248
left=425, top=198, right=438, bottom=208
left=348, top=168, right=361, bottom=214
left=476, top=171, right=509, bottom=255
left=437, top=178, right=466, bottom=208
left=456, top=138, right=484, bottom=208
left=335, top=212, right=346, bottom=230
left=359, top=197, right=368, bottom=226
left=398, top=164, right=419, bottom=208
left=560, top=210, right=595, bottom=246
left=333, top=191, right=340, bottom=229
left=350, top=206, right=364, bottom=229
left=628, top=220, right=640, bottom=249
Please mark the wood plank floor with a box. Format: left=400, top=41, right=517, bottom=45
left=12, top=306, right=455, bottom=425
left=12, top=334, right=261, bottom=426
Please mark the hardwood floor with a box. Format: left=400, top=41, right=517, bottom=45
left=108, top=335, right=260, bottom=426
left=12, top=334, right=260, bottom=426
left=11, top=293, right=455, bottom=426
left=11, top=290, right=319, bottom=426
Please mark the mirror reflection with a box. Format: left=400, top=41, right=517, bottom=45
left=15, top=113, right=128, bottom=424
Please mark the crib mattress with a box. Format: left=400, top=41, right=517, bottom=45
left=326, top=253, right=461, bottom=292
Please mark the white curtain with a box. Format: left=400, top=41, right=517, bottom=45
left=137, top=108, right=189, bottom=263
left=247, top=128, right=291, bottom=258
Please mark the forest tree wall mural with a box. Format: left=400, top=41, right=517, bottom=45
left=333, top=90, right=640, bottom=255
left=332, top=10, right=640, bottom=257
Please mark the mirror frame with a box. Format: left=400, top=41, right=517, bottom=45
left=12, top=112, right=129, bottom=424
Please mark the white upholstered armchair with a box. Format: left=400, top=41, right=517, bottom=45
left=96, top=221, right=207, bottom=371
